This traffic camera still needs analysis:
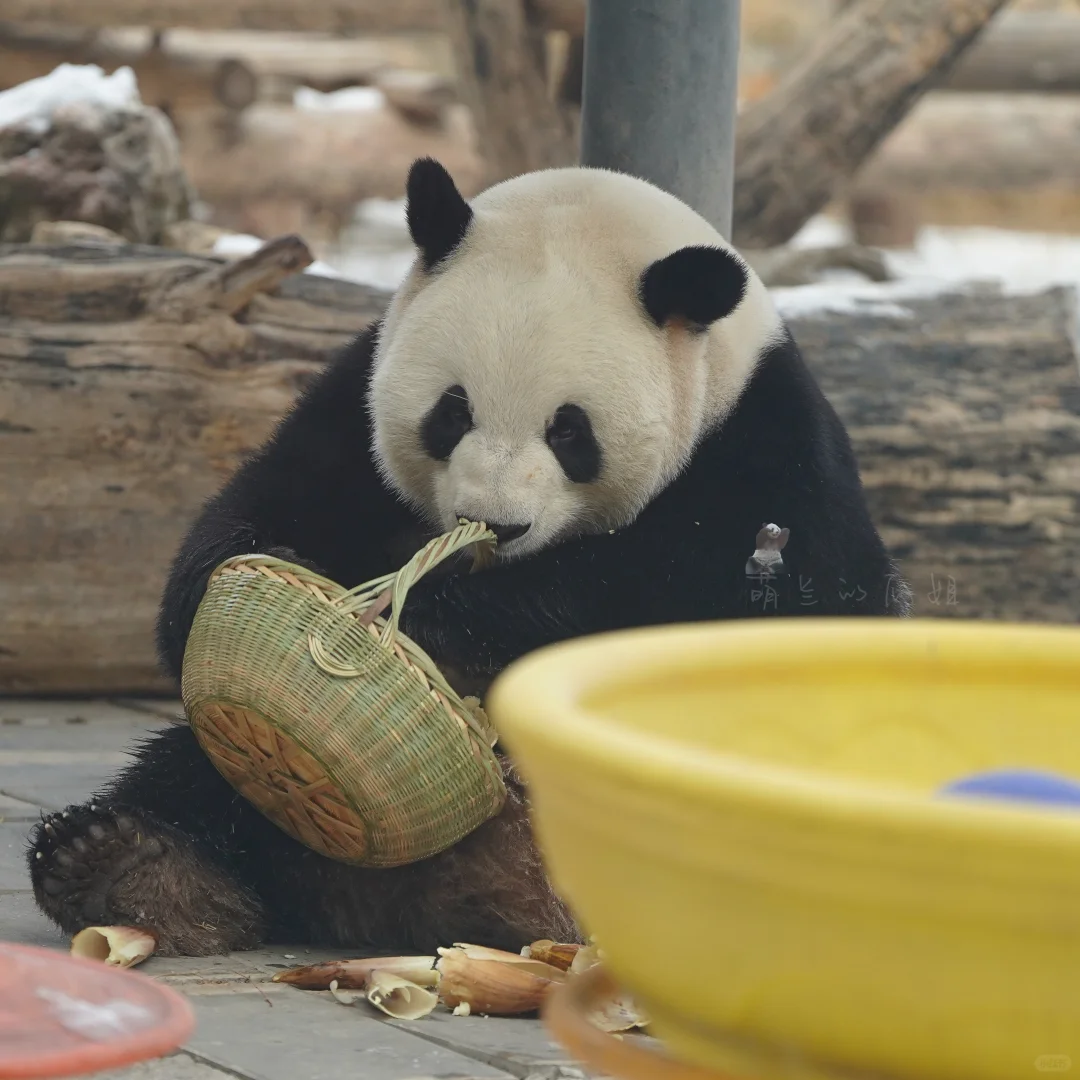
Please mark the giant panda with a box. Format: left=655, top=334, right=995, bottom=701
left=28, top=159, right=910, bottom=956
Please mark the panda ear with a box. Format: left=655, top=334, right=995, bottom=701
left=640, top=245, right=748, bottom=330
left=406, top=157, right=474, bottom=271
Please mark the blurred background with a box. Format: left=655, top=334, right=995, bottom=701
left=2, top=0, right=1079, bottom=697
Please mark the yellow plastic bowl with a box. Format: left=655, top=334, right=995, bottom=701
left=488, top=618, right=1080, bottom=1080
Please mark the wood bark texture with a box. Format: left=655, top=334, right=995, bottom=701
left=732, top=0, right=1011, bottom=248
left=787, top=284, right=1080, bottom=626
left=0, top=240, right=385, bottom=693
left=0, top=0, right=583, bottom=34
left=855, top=92, right=1080, bottom=194
left=444, top=0, right=576, bottom=184
left=3, top=243, right=1079, bottom=692
left=946, top=10, right=1080, bottom=92
left=0, top=25, right=259, bottom=119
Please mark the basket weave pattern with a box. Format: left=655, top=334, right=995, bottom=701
left=181, top=523, right=507, bottom=868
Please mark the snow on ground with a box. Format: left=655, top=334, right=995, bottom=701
left=0, top=64, right=140, bottom=134
left=775, top=216, right=1080, bottom=318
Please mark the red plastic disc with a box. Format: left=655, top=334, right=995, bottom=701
left=0, top=942, right=195, bottom=1079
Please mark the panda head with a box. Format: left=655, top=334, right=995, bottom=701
left=369, top=158, right=783, bottom=559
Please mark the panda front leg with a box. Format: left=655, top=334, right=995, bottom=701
left=27, top=725, right=266, bottom=956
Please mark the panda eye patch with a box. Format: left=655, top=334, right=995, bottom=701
left=547, top=404, right=601, bottom=483
left=421, top=384, right=473, bottom=460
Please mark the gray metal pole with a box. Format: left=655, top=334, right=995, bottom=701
left=579, top=0, right=742, bottom=239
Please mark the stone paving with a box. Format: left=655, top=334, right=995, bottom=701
left=0, top=699, right=603, bottom=1080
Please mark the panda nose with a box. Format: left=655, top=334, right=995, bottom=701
left=487, top=522, right=531, bottom=543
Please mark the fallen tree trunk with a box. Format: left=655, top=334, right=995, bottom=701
left=849, top=91, right=1080, bottom=236
left=946, top=10, right=1080, bottom=93
left=0, top=239, right=386, bottom=694
left=732, top=0, right=1010, bottom=249
left=0, top=0, right=584, bottom=34
left=2, top=243, right=1077, bottom=693
left=781, top=283, right=1080, bottom=625
left=0, top=25, right=259, bottom=120
left=857, top=93, right=1080, bottom=193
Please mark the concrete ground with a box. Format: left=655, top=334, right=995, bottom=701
left=0, top=698, right=603, bottom=1080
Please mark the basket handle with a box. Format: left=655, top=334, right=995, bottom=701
left=543, top=964, right=735, bottom=1080
left=378, top=519, right=497, bottom=647
left=308, top=520, right=496, bottom=675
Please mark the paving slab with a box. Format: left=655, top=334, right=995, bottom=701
left=0, top=889, right=63, bottom=948
left=0, top=705, right=165, bottom=808
left=0, top=699, right=165, bottom=726
left=0, top=788, right=41, bottom=821
left=0, top=821, right=33, bottom=890
left=84, top=1051, right=238, bottom=1079
left=394, top=1011, right=580, bottom=1075
left=116, top=698, right=186, bottom=721
left=187, top=988, right=516, bottom=1080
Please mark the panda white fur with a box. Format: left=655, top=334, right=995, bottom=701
left=28, top=159, right=909, bottom=956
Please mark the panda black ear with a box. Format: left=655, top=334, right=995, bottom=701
left=406, top=157, right=474, bottom=271
left=640, top=245, right=748, bottom=330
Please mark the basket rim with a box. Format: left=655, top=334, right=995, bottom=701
left=202, top=551, right=504, bottom=776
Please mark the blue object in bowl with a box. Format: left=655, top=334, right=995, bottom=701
left=939, top=768, right=1080, bottom=810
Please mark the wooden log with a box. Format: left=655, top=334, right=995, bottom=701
left=3, top=241, right=1078, bottom=692
left=0, top=240, right=385, bottom=694
left=0, top=0, right=585, bottom=34
left=854, top=92, right=1080, bottom=194
left=0, top=24, right=259, bottom=119
left=732, top=0, right=1010, bottom=249
left=444, top=0, right=576, bottom=184
left=745, top=244, right=894, bottom=288
left=784, top=283, right=1080, bottom=624
left=946, top=10, right=1080, bottom=93
left=849, top=91, right=1080, bottom=235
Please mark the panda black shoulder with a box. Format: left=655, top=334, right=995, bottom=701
left=155, top=320, right=421, bottom=681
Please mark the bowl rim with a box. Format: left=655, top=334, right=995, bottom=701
left=488, top=618, right=1080, bottom=852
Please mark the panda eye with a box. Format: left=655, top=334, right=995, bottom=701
left=421, top=384, right=473, bottom=461
left=547, top=404, right=601, bottom=483
left=547, top=409, right=579, bottom=445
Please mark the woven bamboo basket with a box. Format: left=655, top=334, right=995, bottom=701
left=180, top=520, right=507, bottom=868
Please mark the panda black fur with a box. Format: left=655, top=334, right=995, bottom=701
left=28, top=159, right=909, bottom=956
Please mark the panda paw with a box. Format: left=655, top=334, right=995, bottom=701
left=28, top=803, right=167, bottom=930
left=28, top=802, right=266, bottom=955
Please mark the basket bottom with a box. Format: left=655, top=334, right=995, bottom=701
left=188, top=700, right=369, bottom=863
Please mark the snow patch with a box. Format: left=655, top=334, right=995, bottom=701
left=888, top=226, right=1080, bottom=298
left=293, top=85, right=386, bottom=113
left=770, top=218, right=1080, bottom=317
left=0, top=64, right=140, bottom=134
